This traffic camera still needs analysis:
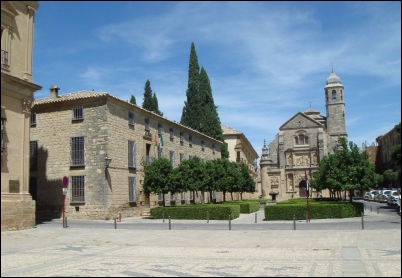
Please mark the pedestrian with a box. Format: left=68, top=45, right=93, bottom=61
left=397, top=189, right=401, bottom=224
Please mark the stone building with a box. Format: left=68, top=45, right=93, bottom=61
left=375, top=126, right=401, bottom=188
left=30, top=87, right=222, bottom=220
left=221, top=124, right=259, bottom=199
left=1, top=1, right=42, bottom=231
left=260, top=71, right=347, bottom=199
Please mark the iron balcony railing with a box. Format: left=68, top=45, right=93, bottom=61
left=1, top=50, right=9, bottom=70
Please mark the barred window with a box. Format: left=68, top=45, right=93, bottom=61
left=180, top=153, right=184, bottom=163
left=180, top=131, right=184, bottom=146
left=128, top=112, right=135, bottom=126
left=158, top=123, right=162, bottom=135
left=71, top=176, right=85, bottom=203
left=169, top=150, right=175, bottom=167
left=30, top=112, right=36, bottom=125
left=1, top=117, right=6, bottom=149
left=169, top=127, right=174, bottom=141
left=189, top=135, right=192, bottom=147
left=128, top=140, right=136, bottom=168
left=201, top=140, right=205, bottom=151
left=30, top=141, right=38, bottom=170
left=295, top=135, right=308, bottom=145
left=70, top=137, right=85, bottom=166
left=128, top=177, right=136, bottom=202
left=72, top=106, right=83, bottom=120
left=181, top=192, right=186, bottom=201
left=145, top=118, right=150, bottom=131
left=158, top=193, right=163, bottom=201
left=212, top=144, right=215, bottom=154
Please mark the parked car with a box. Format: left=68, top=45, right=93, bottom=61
left=371, top=190, right=380, bottom=201
left=389, top=191, right=400, bottom=206
left=364, top=192, right=371, bottom=201
left=378, top=190, right=392, bottom=203
left=368, top=190, right=378, bottom=201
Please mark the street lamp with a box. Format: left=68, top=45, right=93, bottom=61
left=104, top=156, right=112, bottom=168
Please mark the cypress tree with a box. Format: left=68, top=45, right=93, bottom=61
left=152, top=93, right=163, bottom=116
left=129, top=95, right=136, bottom=105
left=142, top=80, right=154, bottom=111
left=180, top=42, right=201, bottom=129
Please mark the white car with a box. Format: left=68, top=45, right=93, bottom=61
left=388, top=191, right=400, bottom=206
left=368, top=190, right=378, bottom=201
left=378, top=190, right=392, bottom=203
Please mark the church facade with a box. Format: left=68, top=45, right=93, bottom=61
left=260, top=71, right=347, bottom=199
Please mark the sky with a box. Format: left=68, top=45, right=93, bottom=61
left=32, top=1, right=401, bottom=160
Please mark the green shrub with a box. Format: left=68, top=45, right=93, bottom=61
left=224, top=201, right=260, bottom=213
left=150, top=204, right=240, bottom=220
left=264, top=202, right=364, bottom=220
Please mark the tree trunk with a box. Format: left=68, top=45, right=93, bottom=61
left=223, top=191, right=226, bottom=202
left=163, top=194, right=166, bottom=207
left=201, top=191, right=205, bottom=204
left=209, top=191, right=213, bottom=203
left=231, top=192, right=233, bottom=200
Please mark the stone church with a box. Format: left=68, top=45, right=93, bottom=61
left=260, top=71, right=347, bottom=199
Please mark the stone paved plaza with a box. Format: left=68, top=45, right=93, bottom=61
left=1, top=209, right=401, bottom=277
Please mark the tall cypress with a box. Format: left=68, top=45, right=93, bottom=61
left=152, top=93, right=163, bottom=116
left=142, top=80, right=154, bottom=111
left=129, top=95, right=136, bottom=105
left=180, top=42, right=201, bottom=129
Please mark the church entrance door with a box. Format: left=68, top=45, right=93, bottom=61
left=299, top=180, right=308, bottom=197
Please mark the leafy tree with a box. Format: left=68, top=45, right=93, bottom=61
left=236, top=162, right=257, bottom=199
left=142, top=80, right=154, bottom=112
left=310, top=137, right=376, bottom=202
left=129, top=95, right=136, bottom=105
left=152, top=93, right=163, bottom=116
left=390, top=122, right=401, bottom=166
left=383, top=169, right=399, bottom=187
left=142, top=158, right=172, bottom=207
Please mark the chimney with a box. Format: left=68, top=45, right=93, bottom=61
left=49, top=85, right=60, bottom=99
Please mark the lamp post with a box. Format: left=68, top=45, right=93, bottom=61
left=103, top=156, right=112, bottom=220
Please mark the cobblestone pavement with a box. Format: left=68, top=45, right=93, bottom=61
left=1, top=210, right=401, bottom=277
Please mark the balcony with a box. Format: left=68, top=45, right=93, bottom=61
left=1, top=50, right=9, bottom=70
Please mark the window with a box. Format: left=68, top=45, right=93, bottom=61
left=30, top=141, right=38, bottom=170
left=71, top=176, right=85, bottom=203
left=189, top=135, right=193, bottom=147
left=189, top=155, right=194, bottom=160
left=181, top=192, right=186, bottom=201
left=128, top=177, right=136, bottom=202
left=128, top=112, right=135, bottom=126
left=332, top=90, right=336, bottom=100
left=201, top=140, right=205, bottom=151
left=1, top=117, right=6, bottom=149
left=145, top=118, right=150, bottom=131
left=190, top=191, right=194, bottom=200
left=169, top=127, right=174, bottom=142
left=30, top=112, right=36, bottom=125
left=180, top=131, right=184, bottom=146
left=128, top=140, right=136, bottom=168
left=170, top=192, right=175, bottom=201
left=70, top=137, right=85, bottom=166
left=341, top=91, right=343, bottom=100
left=295, top=134, right=309, bottom=145
left=72, top=106, right=83, bottom=120
left=180, top=153, right=184, bottom=163
left=169, top=150, right=175, bottom=167
left=212, top=190, right=217, bottom=200
left=158, top=123, right=163, bottom=135
left=158, top=193, right=163, bottom=201
left=158, top=147, right=163, bottom=159
left=212, top=144, right=216, bottom=154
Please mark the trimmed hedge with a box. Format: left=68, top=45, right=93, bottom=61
left=224, top=201, right=260, bottom=213
left=150, top=204, right=240, bottom=220
left=264, top=202, right=364, bottom=220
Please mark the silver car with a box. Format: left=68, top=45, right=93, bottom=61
left=379, top=190, right=392, bottom=203
left=389, top=191, right=400, bottom=206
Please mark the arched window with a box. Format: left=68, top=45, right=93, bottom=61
left=341, top=90, right=343, bottom=100
left=332, top=90, right=336, bottom=100
left=295, top=134, right=309, bottom=145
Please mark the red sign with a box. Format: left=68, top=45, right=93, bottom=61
left=62, top=176, right=69, bottom=188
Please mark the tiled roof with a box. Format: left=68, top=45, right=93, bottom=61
left=221, top=124, right=242, bottom=135
left=304, top=108, right=320, bottom=114
left=34, top=91, right=109, bottom=105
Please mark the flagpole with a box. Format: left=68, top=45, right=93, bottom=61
left=305, top=168, right=310, bottom=222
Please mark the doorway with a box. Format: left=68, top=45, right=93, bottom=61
left=299, top=180, right=308, bottom=197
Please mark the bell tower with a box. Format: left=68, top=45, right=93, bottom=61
left=324, top=70, right=347, bottom=142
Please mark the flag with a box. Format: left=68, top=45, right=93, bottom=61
left=158, top=133, right=164, bottom=147
left=154, top=133, right=158, bottom=146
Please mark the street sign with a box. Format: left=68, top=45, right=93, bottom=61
left=62, top=188, right=67, bottom=195
left=62, top=176, right=69, bottom=188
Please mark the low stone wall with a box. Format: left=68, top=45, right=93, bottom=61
left=1, top=194, right=36, bottom=231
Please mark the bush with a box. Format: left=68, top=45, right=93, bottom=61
left=150, top=204, right=240, bottom=220
left=264, top=202, right=363, bottom=220
left=224, top=200, right=260, bottom=213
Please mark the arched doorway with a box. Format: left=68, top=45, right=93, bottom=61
left=299, top=180, right=308, bottom=197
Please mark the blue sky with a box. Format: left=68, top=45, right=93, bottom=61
left=33, top=2, right=401, bottom=159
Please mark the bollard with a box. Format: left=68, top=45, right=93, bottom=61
left=168, top=216, right=171, bottom=230
left=229, top=215, right=231, bottom=230
left=163, top=211, right=165, bottom=223
left=370, top=205, right=372, bottom=212
left=293, top=215, right=296, bottom=230
left=306, top=212, right=308, bottom=223
left=255, top=212, right=257, bottom=223
left=65, top=217, right=67, bottom=228
left=364, top=203, right=366, bottom=211
left=207, top=211, right=209, bottom=224
left=114, top=218, right=117, bottom=229
left=119, top=213, right=121, bottom=222
left=361, top=215, right=364, bottom=230
left=377, top=207, right=379, bottom=214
